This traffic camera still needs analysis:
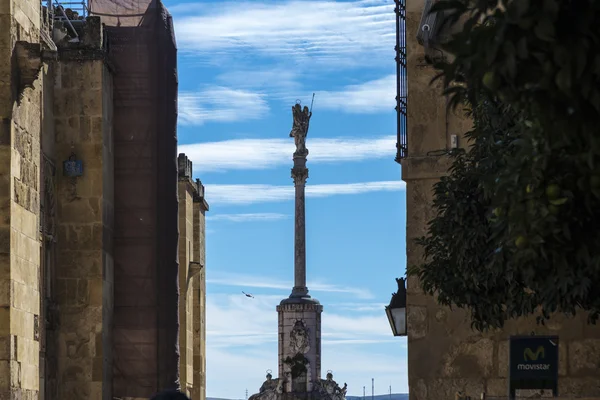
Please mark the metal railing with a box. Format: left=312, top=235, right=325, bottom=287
left=41, top=0, right=89, bottom=26
left=394, top=0, right=408, bottom=162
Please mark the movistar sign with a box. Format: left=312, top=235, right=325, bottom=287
left=509, top=336, right=559, bottom=390
left=516, top=346, right=551, bottom=371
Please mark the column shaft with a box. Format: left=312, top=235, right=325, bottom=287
left=294, top=181, right=307, bottom=290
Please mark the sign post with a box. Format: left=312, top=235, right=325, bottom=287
left=508, top=336, right=559, bottom=399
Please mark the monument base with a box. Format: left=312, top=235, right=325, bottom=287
left=249, top=372, right=347, bottom=400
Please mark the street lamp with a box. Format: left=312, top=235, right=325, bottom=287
left=385, top=277, right=407, bottom=337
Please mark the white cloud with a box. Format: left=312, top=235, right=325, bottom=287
left=330, top=302, right=388, bottom=313
left=205, top=181, right=405, bottom=205
left=207, top=272, right=373, bottom=299
left=205, top=292, right=408, bottom=398
left=172, top=0, right=395, bottom=68
left=215, top=68, right=302, bottom=96
left=315, top=75, right=396, bottom=113
left=179, top=135, right=395, bottom=173
left=179, top=87, right=269, bottom=126
left=207, top=213, right=289, bottom=222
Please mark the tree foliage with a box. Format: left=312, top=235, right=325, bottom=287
left=408, top=0, right=600, bottom=331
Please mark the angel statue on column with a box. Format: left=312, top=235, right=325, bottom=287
left=290, top=102, right=312, bottom=155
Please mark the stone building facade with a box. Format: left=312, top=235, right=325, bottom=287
left=178, top=154, right=208, bottom=400
left=0, top=2, right=208, bottom=399
left=401, top=0, right=600, bottom=399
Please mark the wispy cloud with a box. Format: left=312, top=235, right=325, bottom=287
left=206, top=293, right=397, bottom=346
left=330, top=302, right=388, bottom=313
left=179, top=135, right=395, bottom=173
left=315, top=75, right=396, bottom=113
left=207, top=213, right=289, bottom=222
left=207, top=272, right=373, bottom=299
left=215, top=68, right=302, bottom=96
left=205, top=292, right=408, bottom=398
left=179, top=87, right=269, bottom=126
left=172, top=0, right=395, bottom=68
left=206, top=181, right=405, bottom=205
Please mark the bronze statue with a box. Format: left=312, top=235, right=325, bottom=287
left=290, top=103, right=312, bottom=154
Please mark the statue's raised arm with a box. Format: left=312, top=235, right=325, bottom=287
left=290, top=103, right=312, bottom=155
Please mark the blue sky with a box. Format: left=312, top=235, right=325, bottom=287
left=163, top=0, right=408, bottom=397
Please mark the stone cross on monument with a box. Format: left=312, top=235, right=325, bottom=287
left=247, top=103, right=347, bottom=400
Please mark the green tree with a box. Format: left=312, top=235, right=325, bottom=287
left=408, top=0, right=600, bottom=331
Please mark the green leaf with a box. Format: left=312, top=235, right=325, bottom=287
left=555, top=69, right=572, bottom=93
left=517, top=0, right=531, bottom=16
left=516, top=38, right=528, bottom=59
left=548, top=198, right=568, bottom=206
left=534, top=18, right=555, bottom=42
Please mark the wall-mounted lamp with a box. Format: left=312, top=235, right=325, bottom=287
left=63, top=152, right=83, bottom=177
left=385, top=277, right=407, bottom=337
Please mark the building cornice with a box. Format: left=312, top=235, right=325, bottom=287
left=178, top=153, right=209, bottom=211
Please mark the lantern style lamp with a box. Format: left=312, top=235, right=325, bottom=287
left=63, top=152, right=83, bottom=177
left=385, top=277, right=407, bottom=337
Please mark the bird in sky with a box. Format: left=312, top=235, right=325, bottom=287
left=242, top=291, right=254, bottom=298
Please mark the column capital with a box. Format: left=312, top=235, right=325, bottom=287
left=291, top=167, right=309, bottom=186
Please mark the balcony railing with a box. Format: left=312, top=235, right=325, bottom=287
left=394, top=0, right=408, bottom=162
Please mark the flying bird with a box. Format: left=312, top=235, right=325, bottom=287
left=242, top=291, right=254, bottom=298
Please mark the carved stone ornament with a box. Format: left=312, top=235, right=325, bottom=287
left=289, top=320, right=310, bottom=354
left=249, top=372, right=286, bottom=400
left=291, top=166, right=309, bottom=186
left=313, top=371, right=347, bottom=400
left=15, top=41, right=43, bottom=93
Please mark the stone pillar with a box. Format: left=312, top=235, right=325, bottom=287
left=291, top=155, right=309, bottom=298
left=53, top=27, right=114, bottom=399
left=0, top=1, right=44, bottom=399
left=192, top=178, right=208, bottom=400
left=292, top=155, right=308, bottom=297
left=177, top=154, right=195, bottom=397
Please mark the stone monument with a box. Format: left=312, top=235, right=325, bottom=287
left=248, top=103, right=347, bottom=400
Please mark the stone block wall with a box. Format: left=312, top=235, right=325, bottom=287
left=53, top=49, right=114, bottom=400
left=192, top=180, right=208, bottom=400
left=178, top=154, right=209, bottom=400
left=404, top=1, right=600, bottom=399
left=0, top=0, right=44, bottom=397
left=178, top=168, right=195, bottom=396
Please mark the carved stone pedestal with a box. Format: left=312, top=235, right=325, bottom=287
left=248, top=370, right=347, bottom=400
left=247, top=299, right=346, bottom=400
left=277, top=300, right=322, bottom=393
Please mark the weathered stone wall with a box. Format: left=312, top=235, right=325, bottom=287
left=178, top=154, right=209, bottom=400
left=53, top=50, right=114, bottom=400
left=178, top=176, right=195, bottom=396
left=404, top=1, right=600, bottom=399
left=192, top=185, right=208, bottom=400
left=0, top=0, right=44, bottom=397
left=40, top=60, right=58, bottom=400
